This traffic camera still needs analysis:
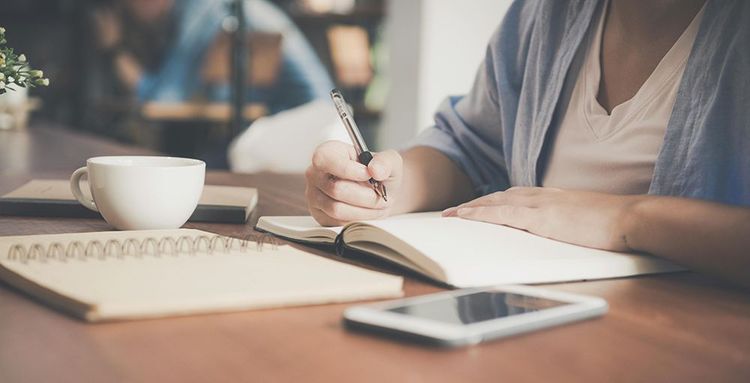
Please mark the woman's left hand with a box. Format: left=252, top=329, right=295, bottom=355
left=443, top=187, right=645, bottom=252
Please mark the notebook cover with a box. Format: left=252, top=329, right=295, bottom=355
left=0, top=198, right=248, bottom=223
left=0, top=180, right=255, bottom=224
left=0, top=229, right=404, bottom=321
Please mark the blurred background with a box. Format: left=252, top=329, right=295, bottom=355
left=0, top=0, right=510, bottom=171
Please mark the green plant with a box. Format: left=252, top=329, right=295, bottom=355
left=0, top=26, right=49, bottom=95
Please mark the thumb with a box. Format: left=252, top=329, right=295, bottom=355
left=367, top=150, right=402, bottom=182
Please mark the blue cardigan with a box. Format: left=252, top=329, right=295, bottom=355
left=414, top=0, right=750, bottom=206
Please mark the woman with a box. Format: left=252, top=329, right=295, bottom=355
left=305, top=0, right=750, bottom=287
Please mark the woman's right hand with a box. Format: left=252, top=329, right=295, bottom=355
left=306, top=141, right=403, bottom=226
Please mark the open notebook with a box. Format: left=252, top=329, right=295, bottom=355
left=256, top=212, right=685, bottom=287
left=0, top=230, right=403, bottom=322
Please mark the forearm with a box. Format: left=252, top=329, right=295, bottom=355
left=113, top=51, right=143, bottom=91
left=392, top=146, right=475, bottom=214
left=624, top=196, right=750, bottom=288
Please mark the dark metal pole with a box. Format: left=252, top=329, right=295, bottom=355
left=229, top=0, right=247, bottom=137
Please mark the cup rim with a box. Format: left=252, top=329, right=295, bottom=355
left=86, top=156, right=205, bottom=168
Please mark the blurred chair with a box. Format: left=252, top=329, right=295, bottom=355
left=228, top=99, right=349, bottom=173
left=202, top=31, right=283, bottom=88
left=140, top=30, right=284, bottom=124
left=327, top=25, right=372, bottom=87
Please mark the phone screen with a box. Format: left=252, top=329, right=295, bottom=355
left=387, top=291, right=569, bottom=325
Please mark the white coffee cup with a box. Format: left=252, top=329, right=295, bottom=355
left=70, top=156, right=205, bottom=230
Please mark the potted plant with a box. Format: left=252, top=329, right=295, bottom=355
left=0, top=26, right=49, bottom=130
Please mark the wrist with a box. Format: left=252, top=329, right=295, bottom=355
left=387, top=183, right=412, bottom=216
left=619, top=195, right=653, bottom=252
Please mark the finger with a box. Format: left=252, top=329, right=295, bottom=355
left=443, top=196, right=500, bottom=217
left=310, top=207, right=346, bottom=227
left=311, top=141, right=371, bottom=181
left=368, top=150, right=402, bottom=182
left=309, top=169, right=387, bottom=209
left=443, top=192, right=512, bottom=217
left=442, top=206, right=459, bottom=217
left=307, top=187, right=346, bottom=226
left=455, top=188, right=544, bottom=210
left=309, top=187, right=388, bottom=223
left=456, top=205, right=539, bottom=232
left=306, top=164, right=382, bottom=207
left=452, top=193, right=508, bottom=210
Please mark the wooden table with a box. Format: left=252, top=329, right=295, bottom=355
left=1, top=124, right=749, bottom=383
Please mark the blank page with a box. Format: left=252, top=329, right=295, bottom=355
left=256, top=216, right=342, bottom=243
left=255, top=212, right=441, bottom=243
left=358, top=215, right=685, bottom=287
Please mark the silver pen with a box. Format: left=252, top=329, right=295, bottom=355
left=330, top=89, right=388, bottom=201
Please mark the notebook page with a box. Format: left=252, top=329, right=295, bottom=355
left=0, top=230, right=403, bottom=321
left=256, top=212, right=441, bottom=243
left=360, top=215, right=684, bottom=287
left=256, top=216, right=342, bottom=243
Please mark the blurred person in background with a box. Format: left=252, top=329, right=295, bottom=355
left=93, top=0, right=333, bottom=115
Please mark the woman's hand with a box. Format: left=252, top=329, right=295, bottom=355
left=445, top=187, right=750, bottom=288
left=443, top=187, right=644, bottom=252
left=306, top=141, right=403, bottom=226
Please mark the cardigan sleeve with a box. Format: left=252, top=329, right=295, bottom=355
left=409, top=0, right=537, bottom=195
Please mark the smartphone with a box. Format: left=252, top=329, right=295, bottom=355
left=343, top=285, right=607, bottom=347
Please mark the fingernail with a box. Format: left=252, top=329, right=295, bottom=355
left=442, top=207, right=457, bottom=216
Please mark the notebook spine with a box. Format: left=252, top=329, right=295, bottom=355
left=334, top=232, right=346, bottom=257
left=5, top=233, right=279, bottom=264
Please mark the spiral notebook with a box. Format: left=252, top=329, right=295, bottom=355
left=256, top=212, right=685, bottom=287
left=0, top=230, right=403, bottom=322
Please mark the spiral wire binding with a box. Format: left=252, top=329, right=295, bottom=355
left=5, top=233, right=280, bottom=264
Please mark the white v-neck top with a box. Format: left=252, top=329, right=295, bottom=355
left=541, top=2, right=705, bottom=194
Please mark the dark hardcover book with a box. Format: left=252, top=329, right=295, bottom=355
left=0, top=180, right=257, bottom=224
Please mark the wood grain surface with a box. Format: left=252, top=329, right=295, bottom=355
left=0, top=124, right=748, bottom=383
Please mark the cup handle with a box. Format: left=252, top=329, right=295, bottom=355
left=70, top=167, right=98, bottom=212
